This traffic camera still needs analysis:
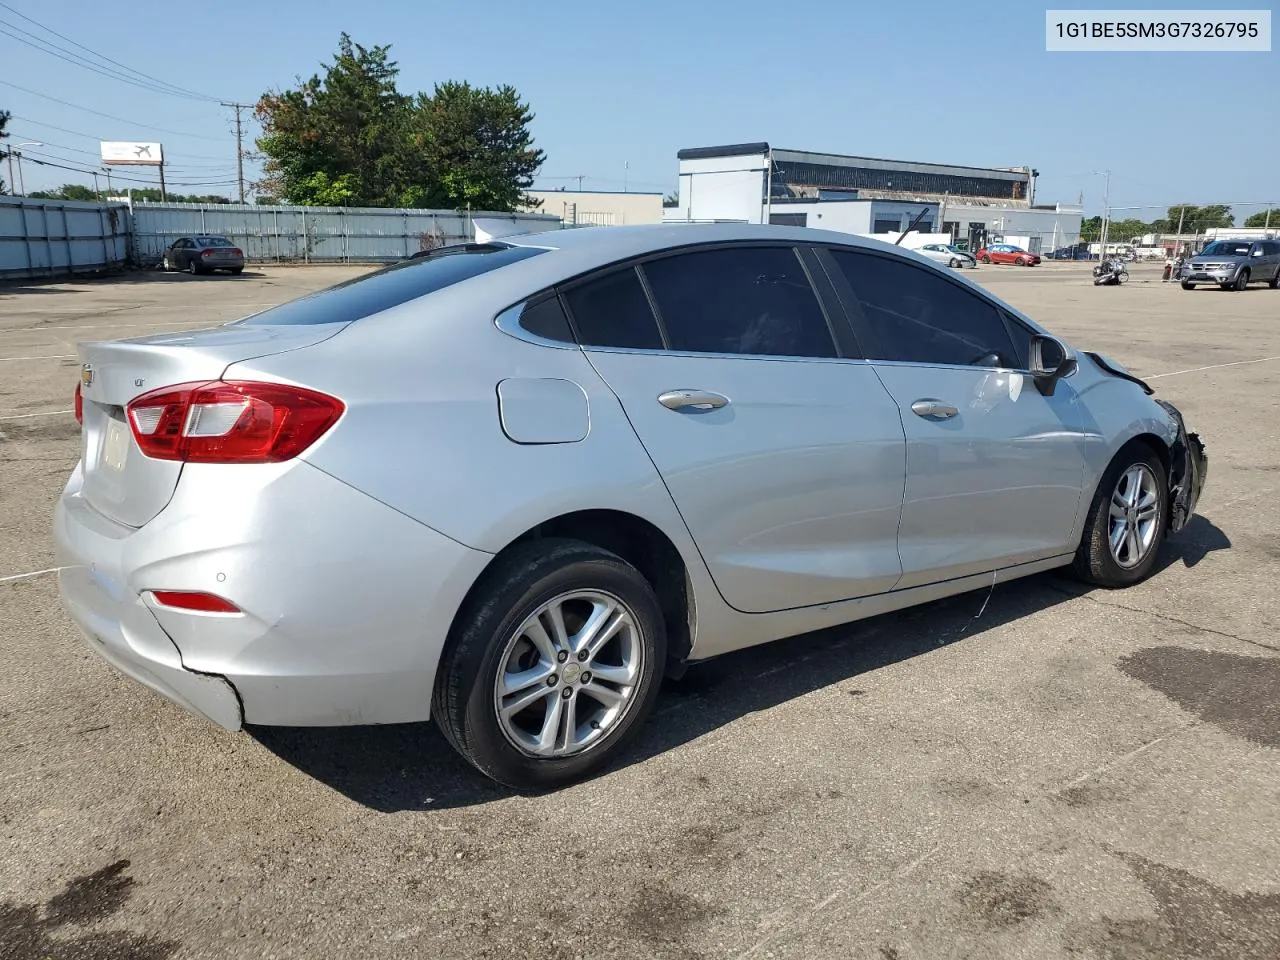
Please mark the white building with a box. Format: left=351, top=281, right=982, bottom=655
left=665, top=142, right=1083, bottom=254
left=521, top=189, right=664, bottom=227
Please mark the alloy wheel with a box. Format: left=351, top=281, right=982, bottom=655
left=1108, top=463, right=1160, bottom=569
left=493, top=589, right=645, bottom=759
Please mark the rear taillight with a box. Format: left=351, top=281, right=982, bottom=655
left=201, top=249, right=214, bottom=258
left=126, top=381, right=344, bottom=463
left=231, top=248, right=242, bottom=257
left=74, top=382, right=83, bottom=424
left=150, top=590, right=241, bottom=613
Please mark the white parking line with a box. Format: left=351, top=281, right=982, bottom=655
left=0, top=566, right=62, bottom=584
left=0, top=409, right=74, bottom=421
left=1148, top=355, right=1280, bottom=379
left=0, top=355, right=76, bottom=362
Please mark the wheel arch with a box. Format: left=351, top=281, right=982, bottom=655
left=449, top=508, right=696, bottom=677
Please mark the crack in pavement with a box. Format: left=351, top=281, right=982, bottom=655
left=1046, top=584, right=1279, bottom=653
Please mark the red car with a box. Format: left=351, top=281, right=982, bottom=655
left=976, top=243, right=1041, bottom=266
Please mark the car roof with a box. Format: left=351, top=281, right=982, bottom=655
left=504, top=222, right=915, bottom=262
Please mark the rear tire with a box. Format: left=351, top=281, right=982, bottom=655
left=981, top=255, right=991, bottom=264
left=1270, top=269, right=1280, bottom=289
left=187, top=259, right=201, bottom=275
left=230, top=267, right=244, bottom=275
left=433, top=538, right=667, bottom=790
left=1069, top=446, right=1168, bottom=588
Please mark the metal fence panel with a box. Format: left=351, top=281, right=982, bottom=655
left=129, top=202, right=558, bottom=264
left=0, top=197, right=130, bottom=279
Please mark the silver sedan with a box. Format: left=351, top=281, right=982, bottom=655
left=55, top=223, right=1207, bottom=789
left=917, top=242, right=977, bottom=268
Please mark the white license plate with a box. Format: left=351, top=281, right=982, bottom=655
left=102, top=417, right=130, bottom=472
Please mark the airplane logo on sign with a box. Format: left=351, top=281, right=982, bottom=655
left=134, top=144, right=152, bottom=158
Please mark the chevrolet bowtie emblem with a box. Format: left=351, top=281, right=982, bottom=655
left=81, top=364, right=94, bottom=387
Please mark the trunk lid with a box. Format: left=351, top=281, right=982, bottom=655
left=77, top=322, right=346, bottom=527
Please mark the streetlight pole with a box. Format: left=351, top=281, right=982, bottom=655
left=1094, top=170, right=1112, bottom=257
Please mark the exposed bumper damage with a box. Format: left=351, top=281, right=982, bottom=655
left=1083, top=352, right=1207, bottom=533
left=1155, top=399, right=1207, bottom=533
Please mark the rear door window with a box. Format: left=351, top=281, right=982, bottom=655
left=239, top=243, right=545, bottom=326
left=641, top=246, right=837, bottom=358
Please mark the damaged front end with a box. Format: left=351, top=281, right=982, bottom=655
left=1083, top=352, right=1207, bottom=533
left=1155, top=399, right=1208, bottom=533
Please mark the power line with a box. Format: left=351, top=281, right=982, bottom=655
left=0, top=21, right=217, bottom=102
left=19, top=153, right=238, bottom=187
left=9, top=116, right=236, bottom=161
left=0, top=1, right=221, bottom=102
left=0, top=79, right=225, bottom=141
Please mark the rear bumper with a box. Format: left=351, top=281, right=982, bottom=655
left=54, top=459, right=493, bottom=728
left=56, top=562, right=245, bottom=729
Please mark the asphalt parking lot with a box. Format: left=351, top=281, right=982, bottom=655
left=2, top=260, right=1277, bottom=960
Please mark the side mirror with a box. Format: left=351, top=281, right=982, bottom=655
left=1028, top=334, right=1077, bottom=397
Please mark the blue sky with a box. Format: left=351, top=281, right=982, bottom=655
left=2, top=0, right=1276, bottom=219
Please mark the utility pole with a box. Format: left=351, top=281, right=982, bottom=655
left=158, top=160, right=167, bottom=202
left=5, top=151, right=12, bottom=196
left=222, top=101, right=250, bottom=203
left=575, top=175, right=585, bottom=192
left=92, top=171, right=100, bottom=199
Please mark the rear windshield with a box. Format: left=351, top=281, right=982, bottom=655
left=198, top=237, right=235, bottom=247
left=237, top=243, right=545, bottom=326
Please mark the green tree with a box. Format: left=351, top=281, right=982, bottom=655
left=255, top=34, right=414, bottom=207
left=1158, top=204, right=1235, bottom=232
left=1244, top=208, right=1280, bottom=228
left=26, top=183, right=232, bottom=203
left=413, top=81, right=545, bottom=210
left=255, top=35, right=544, bottom=211
left=1080, top=215, right=1102, bottom=242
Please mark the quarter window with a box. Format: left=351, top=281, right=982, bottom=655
left=829, top=249, right=1019, bottom=368
left=562, top=267, right=664, bottom=350
left=518, top=295, right=574, bottom=343
left=642, top=246, right=837, bottom=358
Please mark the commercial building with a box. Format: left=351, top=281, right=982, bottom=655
left=665, top=142, right=1083, bottom=253
left=521, top=189, right=664, bottom=227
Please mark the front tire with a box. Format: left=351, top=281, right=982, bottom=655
left=1234, top=269, right=1249, bottom=291
left=981, top=255, right=991, bottom=264
left=433, top=538, right=667, bottom=790
left=949, top=258, right=959, bottom=268
left=1070, top=446, right=1168, bottom=588
left=1181, top=281, right=1195, bottom=290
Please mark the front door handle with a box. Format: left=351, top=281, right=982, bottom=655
left=911, top=399, right=959, bottom=420
left=658, top=389, right=730, bottom=411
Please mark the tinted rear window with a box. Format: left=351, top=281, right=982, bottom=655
left=239, top=244, right=545, bottom=326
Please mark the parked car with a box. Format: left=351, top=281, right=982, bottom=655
left=917, top=243, right=977, bottom=269
left=1180, top=238, right=1280, bottom=291
left=161, top=236, right=245, bottom=275
left=976, top=243, right=1041, bottom=266
left=56, top=224, right=1207, bottom=789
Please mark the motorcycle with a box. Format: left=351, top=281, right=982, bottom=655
left=1092, top=256, right=1129, bottom=286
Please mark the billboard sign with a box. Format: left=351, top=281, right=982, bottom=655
left=100, top=141, right=164, bottom=166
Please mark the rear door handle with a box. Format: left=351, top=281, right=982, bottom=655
left=911, top=399, right=959, bottom=420
left=658, top=389, right=730, bottom=411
